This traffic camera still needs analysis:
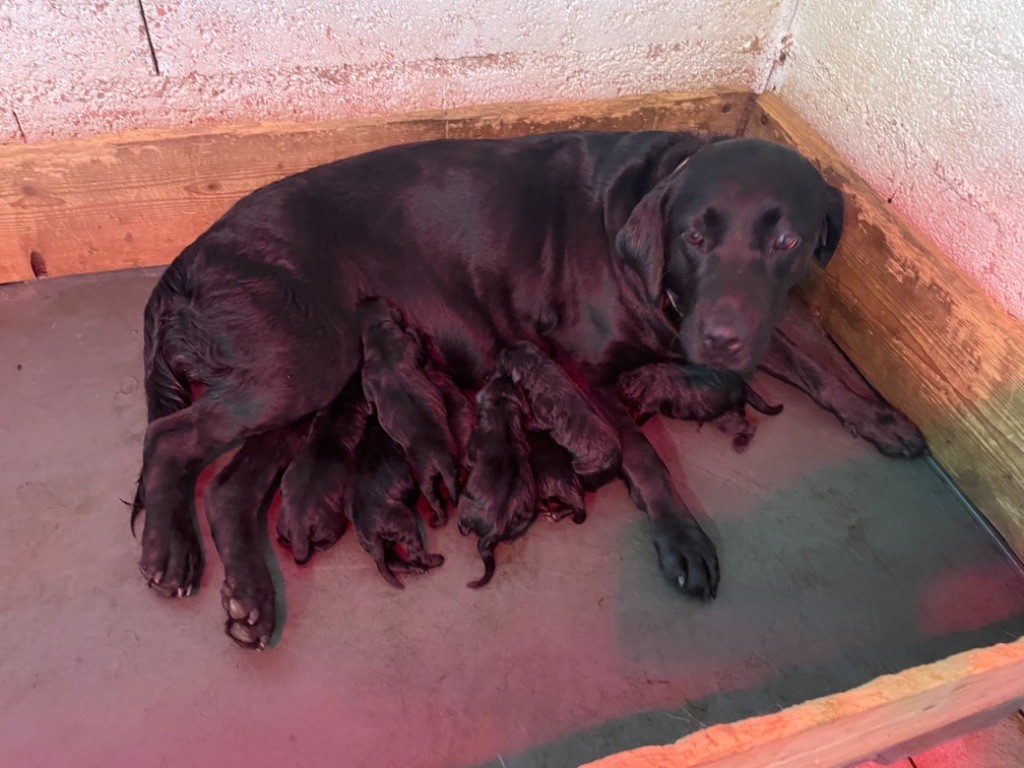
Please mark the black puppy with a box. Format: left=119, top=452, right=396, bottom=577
left=347, top=416, right=445, bottom=589
left=499, top=341, right=621, bottom=487
left=617, top=363, right=782, bottom=452
left=358, top=297, right=460, bottom=526
left=457, top=374, right=536, bottom=588
left=527, top=431, right=586, bottom=524
left=276, top=378, right=370, bottom=564
left=426, top=366, right=478, bottom=496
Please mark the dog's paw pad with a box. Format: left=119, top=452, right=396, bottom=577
left=220, top=574, right=275, bottom=651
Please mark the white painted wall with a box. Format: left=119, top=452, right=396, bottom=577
left=0, top=0, right=783, bottom=143
left=770, top=0, right=1024, bottom=321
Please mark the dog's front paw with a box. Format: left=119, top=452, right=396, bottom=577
left=840, top=398, right=928, bottom=459
left=220, top=568, right=276, bottom=650
left=652, top=517, right=720, bottom=600
left=139, top=520, right=203, bottom=598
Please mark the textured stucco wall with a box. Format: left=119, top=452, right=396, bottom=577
left=0, top=0, right=785, bottom=143
left=770, top=0, right=1024, bottom=321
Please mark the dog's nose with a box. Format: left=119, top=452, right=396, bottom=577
left=701, top=321, right=744, bottom=355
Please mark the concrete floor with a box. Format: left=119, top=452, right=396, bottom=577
left=2, top=268, right=1024, bottom=768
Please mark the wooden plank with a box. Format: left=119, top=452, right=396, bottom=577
left=742, top=93, right=1024, bottom=559
left=584, top=635, right=1024, bottom=768
left=0, top=88, right=752, bottom=283
left=874, top=699, right=1024, bottom=763
left=912, top=711, right=1024, bottom=768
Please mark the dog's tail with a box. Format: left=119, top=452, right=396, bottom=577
left=467, top=536, right=498, bottom=589
left=143, top=259, right=196, bottom=423
left=746, top=386, right=784, bottom=416
left=131, top=258, right=200, bottom=535
left=374, top=550, right=406, bottom=590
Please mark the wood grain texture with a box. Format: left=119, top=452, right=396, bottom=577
left=912, top=711, right=1024, bottom=768
left=584, top=635, right=1024, bottom=768
left=743, top=93, right=1024, bottom=559
left=0, top=88, right=751, bottom=284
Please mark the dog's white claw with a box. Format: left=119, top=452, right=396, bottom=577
left=151, top=570, right=164, bottom=586
left=677, top=574, right=687, bottom=589
left=185, top=584, right=193, bottom=597
left=246, top=608, right=260, bottom=626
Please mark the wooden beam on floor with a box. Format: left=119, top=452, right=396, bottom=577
left=584, top=635, right=1024, bottom=768
left=0, top=88, right=751, bottom=284
left=743, top=93, right=1024, bottom=561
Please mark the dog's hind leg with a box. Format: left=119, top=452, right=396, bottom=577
left=204, top=423, right=309, bottom=649
left=137, top=388, right=341, bottom=599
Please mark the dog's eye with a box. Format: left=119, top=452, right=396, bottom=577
left=773, top=233, right=800, bottom=251
left=685, top=230, right=704, bottom=246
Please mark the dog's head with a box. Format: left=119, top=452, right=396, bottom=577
left=616, top=137, right=844, bottom=375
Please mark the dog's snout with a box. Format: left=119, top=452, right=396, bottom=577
left=700, top=307, right=751, bottom=355
left=701, top=319, right=745, bottom=355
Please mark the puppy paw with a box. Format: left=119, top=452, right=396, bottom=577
left=651, top=517, right=720, bottom=600
left=712, top=411, right=756, bottom=453
left=220, top=569, right=276, bottom=650
left=139, top=521, right=203, bottom=598
left=370, top=544, right=444, bottom=589
left=839, top=398, right=928, bottom=459
left=540, top=502, right=586, bottom=524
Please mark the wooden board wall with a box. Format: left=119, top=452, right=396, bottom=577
left=742, top=93, right=1024, bottom=560
left=585, top=635, right=1024, bottom=768
left=0, top=88, right=751, bottom=284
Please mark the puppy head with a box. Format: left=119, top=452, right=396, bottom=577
left=476, top=371, right=522, bottom=410
left=498, top=342, right=543, bottom=387
left=616, top=138, right=844, bottom=375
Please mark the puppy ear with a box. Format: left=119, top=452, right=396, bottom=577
left=615, top=182, right=670, bottom=303
left=814, top=182, right=845, bottom=267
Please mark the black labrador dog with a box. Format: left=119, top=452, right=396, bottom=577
left=133, top=130, right=926, bottom=631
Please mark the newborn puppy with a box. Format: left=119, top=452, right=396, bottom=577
left=276, top=378, right=370, bottom=564
left=347, top=416, right=445, bottom=589
left=617, top=363, right=783, bottom=452
left=358, top=297, right=460, bottom=526
left=425, top=366, right=477, bottom=496
left=527, top=431, right=586, bottom=524
left=499, top=341, right=621, bottom=487
left=457, top=373, right=536, bottom=588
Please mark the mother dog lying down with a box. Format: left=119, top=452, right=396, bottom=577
left=132, top=129, right=923, bottom=612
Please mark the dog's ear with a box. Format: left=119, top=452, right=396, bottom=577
left=615, top=182, right=671, bottom=303
left=814, top=182, right=845, bottom=267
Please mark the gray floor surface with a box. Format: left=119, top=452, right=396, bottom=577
left=2, top=269, right=1023, bottom=768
